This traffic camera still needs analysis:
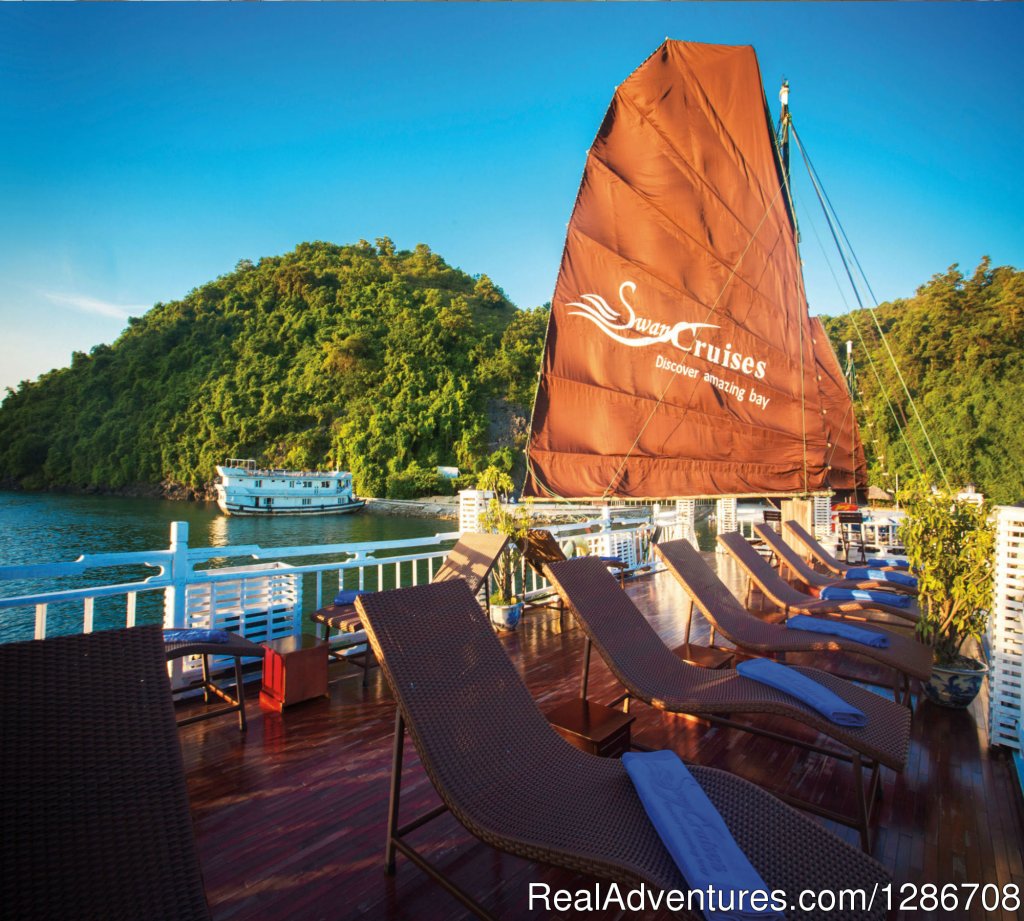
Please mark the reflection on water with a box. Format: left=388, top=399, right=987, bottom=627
left=0, top=491, right=450, bottom=643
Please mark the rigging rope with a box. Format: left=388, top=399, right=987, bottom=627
left=791, top=123, right=951, bottom=492
left=797, top=192, right=926, bottom=480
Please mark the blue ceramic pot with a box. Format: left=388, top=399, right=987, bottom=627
left=489, top=602, right=523, bottom=632
left=922, top=658, right=988, bottom=708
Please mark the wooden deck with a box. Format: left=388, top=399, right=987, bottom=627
left=178, top=552, right=1024, bottom=920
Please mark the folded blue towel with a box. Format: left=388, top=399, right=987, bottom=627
left=164, top=628, right=233, bottom=644
left=786, top=615, right=890, bottom=648
left=819, top=586, right=912, bottom=607
left=844, top=567, right=917, bottom=587
left=622, top=750, right=783, bottom=920
left=867, top=556, right=910, bottom=570
left=333, top=588, right=363, bottom=606
left=736, top=658, right=867, bottom=727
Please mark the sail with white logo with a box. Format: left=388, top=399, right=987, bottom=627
left=524, top=40, right=866, bottom=500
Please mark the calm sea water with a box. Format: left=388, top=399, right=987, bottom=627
left=0, top=490, right=450, bottom=643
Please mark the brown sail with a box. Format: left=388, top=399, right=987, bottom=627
left=524, top=39, right=864, bottom=500
left=810, top=317, right=867, bottom=496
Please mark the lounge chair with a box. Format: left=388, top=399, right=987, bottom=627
left=785, top=519, right=910, bottom=577
left=544, top=556, right=911, bottom=850
left=311, top=532, right=508, bottom=683
left=0, top=625, right=211, bottom=921
left=655, top=539, right=930, bottom=705
left=518, top=527, right=629, bottom=585
left=164, top=629, right=264, bottom=732
left=718, top=530, right=919, bottom=626
left=354, top=579, right=891, bottom=918
left=754, top=524, right=918, bottom=598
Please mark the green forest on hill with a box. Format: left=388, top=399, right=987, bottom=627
left=2, top=246, right=1021, bottom=505
left=821, top=258, right=1024, bottom=505
left=0, top=240, right=548, bottom=498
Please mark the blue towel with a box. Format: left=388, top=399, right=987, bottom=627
left=333, top=588, right=363, bottom=606
left=867, top=556, right=910, bottom=570
left=164, top=628, right=233, bottom=644
left=622, top=750, right=783, bottom=920
left=736, top=658, right=867, bottom=727
left=786, top=615, right=890, bottom=648
left=844, top=567, right=917, bottom=588
left=819, top=586, right=912, bottom=608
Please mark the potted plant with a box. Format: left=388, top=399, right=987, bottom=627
left=899, top=482, right=995, bottom=707
left=476, top=466, right=530, bottom=632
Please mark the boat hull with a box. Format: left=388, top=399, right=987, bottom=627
left=217, top=499, right=367, bottom=517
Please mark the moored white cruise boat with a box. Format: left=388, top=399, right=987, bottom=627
left=215, top=458, right=366, bottom=516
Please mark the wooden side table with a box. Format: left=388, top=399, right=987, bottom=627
left=259, top=634, right=329, bottom=712
left=544, top=698, right=635, bottom=758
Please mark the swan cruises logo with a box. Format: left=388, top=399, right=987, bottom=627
left=567, top=281, right=771, bottom=409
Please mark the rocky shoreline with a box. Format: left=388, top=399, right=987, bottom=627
left=363, top=497, right=459, bottom=520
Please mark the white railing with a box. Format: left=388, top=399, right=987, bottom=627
left=990, top=505, right=1024, bottom=750
left=0, top=508, right=680, bottom=643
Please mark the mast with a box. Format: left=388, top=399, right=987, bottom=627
left=777, top=80, right=791, bottom=181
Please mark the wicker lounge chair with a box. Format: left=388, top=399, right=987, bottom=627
left=311, top=532, right=508, bottom=683
left=164, top=629, right=264, bottom=731
left=354, top=579, right=891, bottom=918
left=655, top=539, right=930, bottom=705
left=0, top=625, right=211, bottom=921
left=755, top=524, right=918, bottom=598
left=544, top=556, right=911, bottom=850
left=518, top=527, right=629, bottom=584
left=718, top=530, right=919, bottom=626
left=785, top=519, right=909, bottom=577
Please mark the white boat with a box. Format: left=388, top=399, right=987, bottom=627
left=215, top=458, right=366, bottom=516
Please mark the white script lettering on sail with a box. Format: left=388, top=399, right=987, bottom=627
left=567, top=281, right=768, bottom=379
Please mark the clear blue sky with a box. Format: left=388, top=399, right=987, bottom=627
left=2, top=2, right=1021, bottom=395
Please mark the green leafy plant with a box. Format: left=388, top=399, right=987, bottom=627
left=899, top=482, right=995, bottom=667
left=477, top=465, right=530, bottom=606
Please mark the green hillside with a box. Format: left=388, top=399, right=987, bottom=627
left=821, top=258, right=1024, bottom=505
left=0, top=240, right=548, bottom=498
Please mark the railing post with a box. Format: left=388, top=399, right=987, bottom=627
left=715, top=498, right=738, bottom=553
left=164, top=521, right=191, bottom=630
left=459, top=489, right=492, bottom=534
left=676, top=499, right=698, bottom=549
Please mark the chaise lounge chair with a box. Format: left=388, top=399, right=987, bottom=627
left=164, top=629, right=265, bottom=732
left=755, top=524, right=918, bottom=598
left=718, top=530, right=919, bottom=626
left=654, top=539, right=930, bottom=706
left=544, top=556, right=911, bottom=850
left=354, top=578, right=890, bottom=919
left=1, top=625, right=211, bottom=921
left=784, top=519, right=910, bottom=577
left=518, top=527, right=629, bottom=586
left=311, top=532, right=508, bottom=683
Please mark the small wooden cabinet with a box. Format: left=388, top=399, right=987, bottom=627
left=259, top=634, right=329, bottom=711
left=544, top=698, right=635, bottom=758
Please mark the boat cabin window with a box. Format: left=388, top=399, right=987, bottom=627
left=303, top=481, right=312, bottom=488
left=321, top=481, right=331, bottom=488
left=302, top=498, right=312, bottom=506
left=254, top=480, right=262, bottom=488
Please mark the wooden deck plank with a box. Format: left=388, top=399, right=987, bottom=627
left=175, top=556, right=1024, bottom=921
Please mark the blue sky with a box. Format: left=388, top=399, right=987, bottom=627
left=1, top=2, right=1022, bottom=395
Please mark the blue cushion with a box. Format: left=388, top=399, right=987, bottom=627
left=786, top=615, right=890, bottom=648
left=164, top=628, right=232, bottom=644
left=844, top=567, right=917, bottom=587
left=333, top=588, right=363, bottom=606
left=819, top=586, right=912, bottom=607
left=622, top=750, right=783, bottom=920
left=737, top=658, right=867, bottom=727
